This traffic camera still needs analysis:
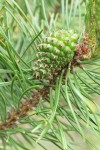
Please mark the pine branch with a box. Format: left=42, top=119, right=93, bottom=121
left=0, top=0, right=100, bottom=149
left=0, top=87, right=49, bottom=131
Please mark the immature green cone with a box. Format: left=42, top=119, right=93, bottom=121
left=33, top=30, right=78, bottom=80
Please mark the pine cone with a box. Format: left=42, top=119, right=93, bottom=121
left=33, top=30, right=78, bottom=80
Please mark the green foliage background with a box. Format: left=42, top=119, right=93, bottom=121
left=0, top=0, right=100, bottom=150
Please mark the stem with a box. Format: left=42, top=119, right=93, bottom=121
left=0, top=87, right=49, bottom=131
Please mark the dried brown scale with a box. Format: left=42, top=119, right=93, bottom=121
left=0, top=87, right=49, bottom=131
left=71, top=33, right=91, bottom=69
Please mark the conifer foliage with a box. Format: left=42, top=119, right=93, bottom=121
left=0, top=0, right=100, bottom=150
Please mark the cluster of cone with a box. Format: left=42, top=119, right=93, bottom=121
left=33, top=30, right=78, bottom=80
